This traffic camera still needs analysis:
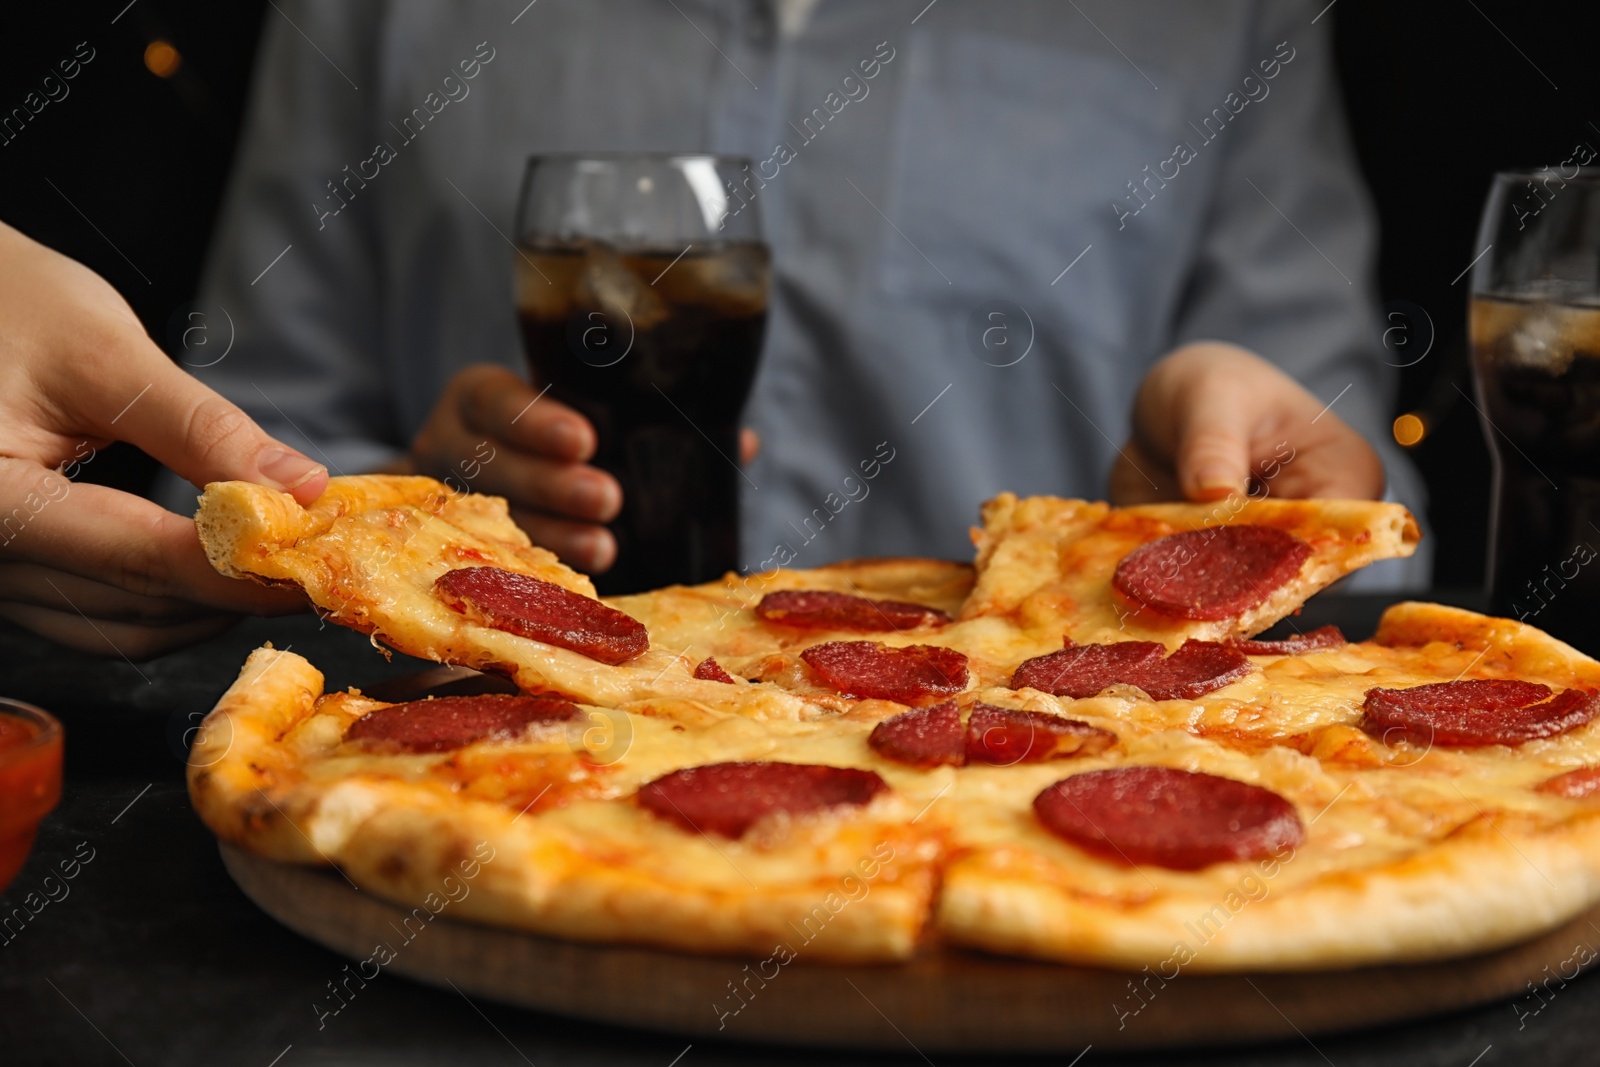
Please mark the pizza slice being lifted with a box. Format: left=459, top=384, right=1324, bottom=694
left=194, top=477, right=1421, bottom=725
left=963, top=492, right=1421, bottom=646
left=195, top=476, right=819, bottom=720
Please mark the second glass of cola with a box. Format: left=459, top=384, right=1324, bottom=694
left=1470, top=168, right=1600, bottom=653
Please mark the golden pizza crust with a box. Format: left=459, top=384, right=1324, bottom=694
left=192, top=625, right=1600, bottom=971
left=936, top=603, right=1600, bottom=968
left=337, top=785, right=939, bottom=962
left=188, top=645, right=333, bottom=864
left=963, top=494, right=1420, bottom=646
left=1373, top=601, right=1600, bottom=689
left=935, top=738, right=1600, bottom=971
left=196, top=475, right=592, bottom=595
left=188, top=648, right=945, bottom=962
left=191, top=480, right=1600, bottom=973
left=194, top=477, right=825, bottom=721
left=938, top=810, right=1600, bottom=970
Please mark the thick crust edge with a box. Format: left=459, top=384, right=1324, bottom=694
left=1374, top=601, right=1600, bottom=689
left=195, top=476, right=460, bottom=582
left=187, top=649, right=937, bottom=962
left=938, top=812, right=1600, bottom=971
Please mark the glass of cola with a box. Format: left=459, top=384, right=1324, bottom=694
left=514, top=154, right=769, bottom=594
left=1470, top=168, right=1600, bottom=652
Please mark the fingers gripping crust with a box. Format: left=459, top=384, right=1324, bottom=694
left=195, top=475, right=586, bottom=591
left=193, top=476, right=835, bottom=718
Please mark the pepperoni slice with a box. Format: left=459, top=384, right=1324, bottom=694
left=435, top=567, right=649, bottom=665
left=1362, top=680, right=1600, bottom=747
left=693, top=658, right=736, bottom=684
left=1011, top=640, right=1250, bottom=701
left=869, top=702, right=965, bottom=768
left=869, top=702, right=1117, bottom=768
left=637, top=761, right=888, bottom=838
left=1233, top=626, right=1347, bottom=656
left=1133, top=640, right=1254, bottom=700
left=800, top=641, right=968, bottom=704
left=965, top=704, right=1116, bottom=766
left=345, top=694, right=578, bottom=753
left=1537, top=767, right=1600, bottom=798
left=755, top=590, right=950, bottom=632
left=1033, top=766, right=1304, bottom=870
left=1112, top=525, right=1313, bottom=621
left=1010, top=642, right=1165, bottom=699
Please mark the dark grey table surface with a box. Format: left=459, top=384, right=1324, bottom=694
left=5, top=593, right=1600, bottom=1067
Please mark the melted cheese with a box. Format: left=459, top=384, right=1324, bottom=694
left=191, top=481, right=1600, bottom=969
left=934, top=604, right=1600, bottom=967
left=196, top=478, right=822, bottom=720
left=963, top=493, right=1420, bottom=647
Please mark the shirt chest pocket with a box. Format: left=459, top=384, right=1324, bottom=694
left=874, top=30, right=1180, bottom=302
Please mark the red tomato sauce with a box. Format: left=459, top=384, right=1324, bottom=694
left=0, top=709, right=63, bottom=891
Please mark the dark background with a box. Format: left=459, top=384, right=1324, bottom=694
left=1, top=0, right=1594, bottom=589
left=3, top=10, right=1598, bottom=1063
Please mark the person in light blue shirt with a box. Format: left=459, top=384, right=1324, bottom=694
left=163, top=0, right=1429, bottom=588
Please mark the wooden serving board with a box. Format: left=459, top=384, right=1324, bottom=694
left=221, top=842, right=1592, bottom=1052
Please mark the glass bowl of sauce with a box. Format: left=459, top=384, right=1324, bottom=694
left=0, top=699, right=62, bottom=892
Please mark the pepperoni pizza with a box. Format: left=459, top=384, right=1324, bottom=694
left=187, top=476, right=1600, bottom=972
